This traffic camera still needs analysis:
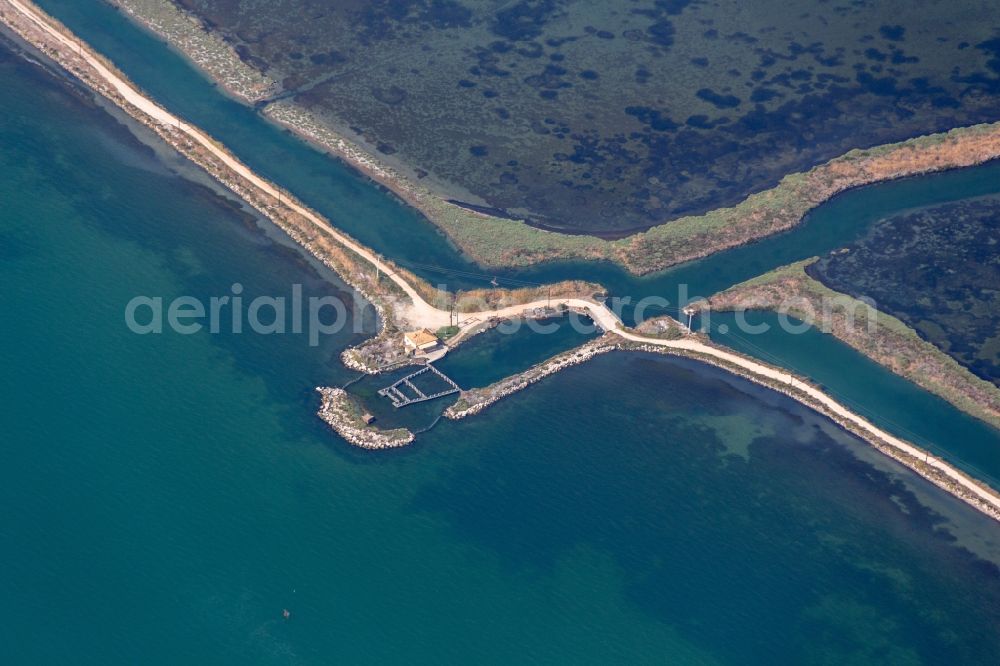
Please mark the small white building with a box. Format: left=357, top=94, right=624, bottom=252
left=403, top=329, right=439, bottom=355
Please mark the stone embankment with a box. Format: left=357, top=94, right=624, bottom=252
left=315, top=388, right=414, bottom=449
left=634, top=315, right=686, bottom=339
left=445, top=314, right=681, bottom=419
left=445, top=334, right=618, bottom=419
left=340, top=330, right=417, bottom=375
left=444, top=331, right=1000, bottom=522
left=342, top=306, right=587, bottom=375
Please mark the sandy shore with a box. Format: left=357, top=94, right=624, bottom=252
left=6, top=0, right=1000, bottom=521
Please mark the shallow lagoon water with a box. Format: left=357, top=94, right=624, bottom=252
left=814, top=196, right=1000, bottom=386
left=176, top=0, right=1000, bottom=234
left=5, top=10, right=1000, bottom=665
left=31, top=0, right=1000, bottom=296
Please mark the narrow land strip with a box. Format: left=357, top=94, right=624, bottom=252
left=6, top=0, right=999, bottom=520
left=704, top=259, right=1000, bottom=430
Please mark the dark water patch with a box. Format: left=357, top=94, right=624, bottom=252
left=696, top=87, right=741, bottom=108
left=646, top=19, right=675, bottom=47
left=880, top=25, right=906, bottom=42
left=625, top=105, right=679, bottom=131
left=978, top=37, right=1000, bottom=74
left=709, top=311, right=1000, bottom=485
left=355, top=0, right=474, bottom=43
left=865, top=47, right=889, bottom=62
left=813, top=196, right=1000, bottom=386
left=492, top=0, right=563, bottom=42
left=749, top=86, right=780, bottom=102
left=156, top=0, right=1000, bottom=233
left=416, top=353, right=1000, bottom=663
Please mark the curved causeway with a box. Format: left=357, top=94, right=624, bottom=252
left=5, top=0, right=999, bottom=520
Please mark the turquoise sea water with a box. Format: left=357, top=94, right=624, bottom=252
left=5, top=12, right=1000, bottom=666
left=25, top=0, right=1000, bottom=482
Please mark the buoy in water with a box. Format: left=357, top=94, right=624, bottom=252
left=282, top=609, right=291, bottom=619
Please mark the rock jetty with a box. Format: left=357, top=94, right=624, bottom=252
left=445, top=334, right=618, bottom=419
left=315, top=388, right=414, bottom=449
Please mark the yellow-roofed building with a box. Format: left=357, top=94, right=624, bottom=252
left=403, top=329, right=439, bottom=354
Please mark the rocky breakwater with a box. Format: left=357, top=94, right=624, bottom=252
left=341, top=330, right=419, bottom=375
left=444, top=313, right=1000, bottom=521
left=315, top=388, right=414, bottom=449
left=444, top=334, right=618, bottom=420
left=634, top=314, right=686, bottom=340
